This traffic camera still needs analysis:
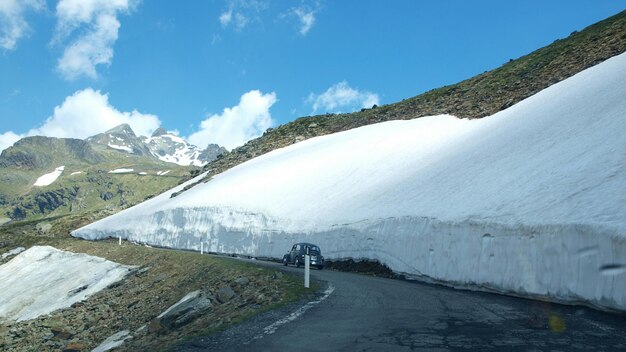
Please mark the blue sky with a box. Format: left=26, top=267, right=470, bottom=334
left=1, top=1, right=625, bottom=151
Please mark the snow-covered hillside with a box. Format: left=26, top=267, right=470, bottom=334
left=74, top=52, right=626, bottom=311
left=0, top=246, right=133, bottom=322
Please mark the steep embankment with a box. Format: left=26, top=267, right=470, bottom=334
left=183, top=10, right=626, bottom=192
left=74, top=50, right=626, bottom=311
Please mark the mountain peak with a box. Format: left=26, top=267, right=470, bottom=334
left=105, top=124, right=136, bottom=137
left=151, top=128, right=168, bottom=137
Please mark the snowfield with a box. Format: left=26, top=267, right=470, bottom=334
left=0, top=246, right=133, bottom=322
left=74, top=53, right=626, bottom=311
left=33, top=166, right=64, bottom=186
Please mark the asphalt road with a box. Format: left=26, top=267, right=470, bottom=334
left=175, top=260, right=626, bottom=351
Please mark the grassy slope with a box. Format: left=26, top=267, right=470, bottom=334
left=0, top=142, right=191, bottom=224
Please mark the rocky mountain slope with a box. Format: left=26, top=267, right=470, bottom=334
left=143, top=128, right=226, bottom=167
left=183, top=9, right=626, bottom=193
left=0, top=123, right=226, bottom=224
left=88, top=124, right=226, bottom=167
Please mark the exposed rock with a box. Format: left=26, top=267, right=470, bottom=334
left=198, top=144, right=228, bottom=165
left=234, top=277, right=250, bottom=286
left=87, top=124, right=152, bottom=157
left=91, top=330, right=132, bottom=352
left=216, top=286, right=236, bottom=303
left=151, top=128, right=168, bottom=137
left=36, top=222, right=52, bottom=234
left=100, top=192, right=114, bottom=201
left=51, top=326, right=75, bottom=340
left=151, top=291, right=212, bottom=331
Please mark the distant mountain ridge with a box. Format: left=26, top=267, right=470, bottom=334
left=0, top=124, right=224, bottom=222
left=86, top=124, right=226, bottom=167
left=0, top=137, right=101, bottom=169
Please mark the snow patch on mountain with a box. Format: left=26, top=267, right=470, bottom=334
left=33, top=166, right=65, bottom=187
left=0, top=246, right=133, bottom=322
left=107, top=143, right=133, bottom=153
left=109, top=168, right=134, bottom=174
left=74, top=52, right=626, bottom=311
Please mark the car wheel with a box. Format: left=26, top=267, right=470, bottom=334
left=282, top=257, right=288, bottom=266
left=318, top=266, right=324, bottom=270
left=295, top=257, right=300, bottom=268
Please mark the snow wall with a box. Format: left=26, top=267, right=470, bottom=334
left=73, top=52, right=626, bottom=312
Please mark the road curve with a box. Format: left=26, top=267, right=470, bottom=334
left=175, top=260, right=626, bottom=351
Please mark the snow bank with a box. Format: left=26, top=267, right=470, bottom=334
left=109, top=168, right=134, bottom=174
left=0, top=246, right=134, bottom=322
left=74, top=53, right=626, bottom=311
left=33, top=166, right=64, bottom=186
left=107, top=144, right=133, bottom=153
left=70, top=171, right=83, bottom=176
left=157, top=170, right=170, bottom=176
left=1, top=247, right=25, bottom=260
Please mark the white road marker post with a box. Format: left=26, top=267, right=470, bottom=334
left=200, top=240, right=204, bottom=255
left=118, top=236, right=121, bottom=246
left=304, top=247, right=310, bottom=288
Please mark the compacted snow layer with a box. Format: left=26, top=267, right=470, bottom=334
left=74, top=53, right=626, bottom=311
left=0, top=246, right=133, bottom=322
left=33, top=166, right=64, bottom=186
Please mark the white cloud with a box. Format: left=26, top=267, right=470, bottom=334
left=0, top=0, right=45, bottom=50
left=307, top=81, right=379, bottom=113
left=292, top=7, right=315, bottom=35
left=0, top=131, right=21, bottom=152
left=53, top=0, right=137, bottom=80
left=33, top=88, right=160, bottom=138
left=188, top=90, right=276, bottom=150
left=218, top=0, right=266, bottom=32
left=219, top=8, right=232, bottom=27
left=0, top=88, right=161, bottom=152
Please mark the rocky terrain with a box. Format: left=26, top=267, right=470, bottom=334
left=0, top=236, right=310, bottom=352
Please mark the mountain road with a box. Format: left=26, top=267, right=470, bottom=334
left=175, top=259, right=626, bottom=351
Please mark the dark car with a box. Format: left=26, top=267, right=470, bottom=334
left=283, top=243, right=324, bottom=270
